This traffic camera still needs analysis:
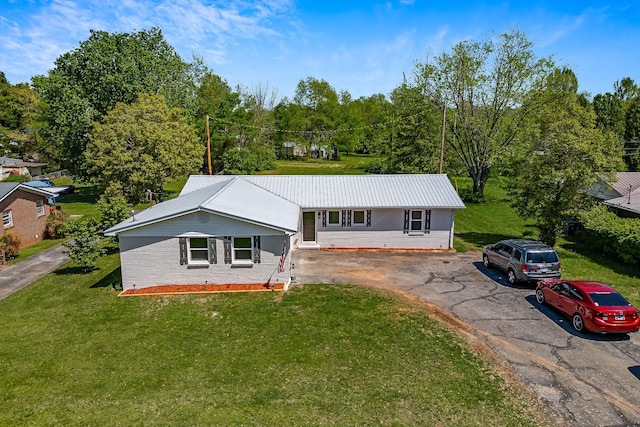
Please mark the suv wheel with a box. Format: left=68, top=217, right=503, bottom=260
left=507, top=269, right=517, bottom=285
left=482, top=254, right=490, bottom=268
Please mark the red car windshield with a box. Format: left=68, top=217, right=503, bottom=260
left=588, top=292, right=630, bottom=307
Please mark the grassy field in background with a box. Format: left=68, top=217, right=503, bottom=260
left=0, top=250, right=546, bottom=426
left=260, top=154, right=376, bottom=175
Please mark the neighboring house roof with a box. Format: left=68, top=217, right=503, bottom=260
left=592, top=172, right=640, bottom=200
left=0, top=183, right=55, bottom=205
left=104, top=177, right=300, bottom=236
left=181, top=174, right=466, bottom=209
left=604, top=188, right=640, bottom=216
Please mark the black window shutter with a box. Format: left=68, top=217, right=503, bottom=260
left=179, top=237, right=188, bottom=265
left=341, top=210, right=346, bottom=226
left=403, top=210, right=410, bottom=233
left=347, top=210, right=352, bottom=226
left=366, top=210, right=372, bottom=227
left=223, top=237, right=232, bottom=264
left=425, top=210, right=432, bottom=233
left=322, top=210, right=326, bottom=227
left=253, top=236, right=261, bottom=263
left=208, top=237, right=217, bottom=264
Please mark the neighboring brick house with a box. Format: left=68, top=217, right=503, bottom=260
left=0, top=183, right=55, bottom=248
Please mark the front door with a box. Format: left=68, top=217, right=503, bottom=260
left=302, top=211, right=316, bottom=242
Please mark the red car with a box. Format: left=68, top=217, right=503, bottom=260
left=535, top=280, right=640, bottom=334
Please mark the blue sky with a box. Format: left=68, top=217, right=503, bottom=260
left=1, top=1, right=639, bottom=100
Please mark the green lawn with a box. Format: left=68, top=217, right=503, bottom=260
left=260, top=153, right=378, bottom=175
left=454, top=177, right=640, bottom=306
left=0, top=252, right=546, bottom=426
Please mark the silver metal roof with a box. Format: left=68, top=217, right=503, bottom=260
left=105, top=177, right=300, bottom=236
left=181, top=174, right=466, bottom=209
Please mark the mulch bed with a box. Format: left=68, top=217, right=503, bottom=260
left=119, top=282, right=285, bottom=297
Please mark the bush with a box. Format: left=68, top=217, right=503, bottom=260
left=62, top=218, right=105, bottom=272
left=45, top=208, right=69, bottom=239
left=0, top=232, right=21, bottom=263
left=579, top=205, right=640, bottom=264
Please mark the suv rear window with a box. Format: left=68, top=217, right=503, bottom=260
left=526, top=251, right=559, bottom=263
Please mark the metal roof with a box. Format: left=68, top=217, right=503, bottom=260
left=0, top=183, right=55, bottom=205
left=105, top=177, right=300, bottom=236
left=181, top=174, right=466, bottom=209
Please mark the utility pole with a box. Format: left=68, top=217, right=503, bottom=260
left=206, top=115, right=212, bottom=175
left=439, top=103, right=446, bottom=174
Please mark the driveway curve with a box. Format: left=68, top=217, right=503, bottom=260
left=292, top=250, right=640, bottom=427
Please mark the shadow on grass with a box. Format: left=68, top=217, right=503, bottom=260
left=54, top=265, right=96, bottom=275
left=524, top=295, right=631, bottom=342
left=91, top=266, right=122, bottom=289
left=60, top=185, right=99, bottom=205
left=560, top=238, right=640, bottom=278
left=457, top=231, right=538, bottom=248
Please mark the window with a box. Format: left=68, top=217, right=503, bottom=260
left=2, top=210, right=13, bottom=228
left=328, top=210, right=340, bottom=225
left=188, top=237, right=209, bottom=264
left=410, top=210, right=423, bottom=231
left=233, top=237, right=253, bottom=262
left=36, top=200, right=45, bottom=216
left=353, top=210, right=365, bottom=225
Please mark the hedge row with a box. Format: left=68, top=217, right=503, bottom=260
left=578, top=206, right=640, bottom=264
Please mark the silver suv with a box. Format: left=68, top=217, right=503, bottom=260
left=482, top=239, right=561, bottom=284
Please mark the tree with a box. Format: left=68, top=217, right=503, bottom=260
left=85, top=93, right=203, bottom=203
left=0, top=73, right=41, bottom=159
left=505, top=70, right=624, bottom=246
left=416, top=30, right=553, bottom=196
left=97, top=184, right=131, bottom=230
left=63, top=218, right=104, bottom=273
left=33, top=28, right=199, bottom=175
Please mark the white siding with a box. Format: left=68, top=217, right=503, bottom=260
left=119, top=235, right=291, bottom=290
left=295, top=208, right=455, bottom=249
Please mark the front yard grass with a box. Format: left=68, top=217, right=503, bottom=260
left=0, top=252, right=546, bottom=426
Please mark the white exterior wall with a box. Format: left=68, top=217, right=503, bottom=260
left=117, top=214, right=291, bottom=290
left=293, top=208, right=455, bottom=250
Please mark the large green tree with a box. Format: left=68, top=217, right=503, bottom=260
left=85, top=93, right=203, bottom=203
left=0, top=72, right=41, bottom=159
left=416, top=30, right=553, bottom=196
left=33, top=28, right=199, bottom=175
left=505, top=70, right=623, bottom=246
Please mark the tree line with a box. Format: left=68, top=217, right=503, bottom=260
left=1, top=27, right=637, bottom=245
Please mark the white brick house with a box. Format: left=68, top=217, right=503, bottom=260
left=104, top=174, right=465, bottom=291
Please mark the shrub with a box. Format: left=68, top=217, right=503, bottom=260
left=45, top=208, right=69, bottom=239
left=0, top=232, right=21, bottom=263
left=62, top=218, right=105, bottom=272
left=578, top=205, right=640, bottom=264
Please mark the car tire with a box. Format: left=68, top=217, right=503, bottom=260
left=482, top=254, right=491, bottom=268
left=572, top=313, right=585, bottom=332
left=535, top=289, right=545, bottom=305
left=507, top=269, right=517, bottom=285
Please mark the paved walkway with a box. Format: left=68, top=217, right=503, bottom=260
left=0, top=244, right=69, bottom=300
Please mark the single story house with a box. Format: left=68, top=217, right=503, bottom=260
left=0, top=156, right=47, bottom=179
left=104, top=174, right=466, bottom=291
left=0, top=183, right=54, bottom=248
left=589, top=172, right=640, bottom=218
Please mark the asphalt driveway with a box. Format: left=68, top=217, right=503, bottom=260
left=291, top=250, right=640, bottom=427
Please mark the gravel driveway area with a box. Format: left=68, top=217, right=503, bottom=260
left=291, top=250, right=640, bottom=427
